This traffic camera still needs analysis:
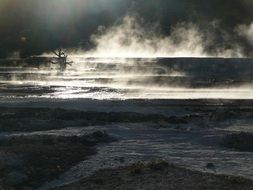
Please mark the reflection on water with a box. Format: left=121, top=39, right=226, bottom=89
left=1, top=57, right=253, bottom=100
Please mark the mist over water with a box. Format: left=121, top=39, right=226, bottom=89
left=1, top=56, right=253, bottom=100
left=3, top=15, right=253, bottom=100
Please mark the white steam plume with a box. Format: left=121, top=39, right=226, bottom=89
left=237, top=22, right=253, bottom=45
left=83, top=16, right=244, bottom=58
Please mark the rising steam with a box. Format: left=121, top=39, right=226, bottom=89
left=237, top=22, right=253, bottom=45
left=82, top=16, right=245, bottom=58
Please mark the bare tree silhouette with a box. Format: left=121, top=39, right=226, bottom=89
left=51, top=48, right=73, bottom=71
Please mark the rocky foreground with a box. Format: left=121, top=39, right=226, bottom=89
left=54, top=160, right=253, bottom=190
left=0, top=131, right=114, bottom=190
left=0, top=100, right=253, bottom=190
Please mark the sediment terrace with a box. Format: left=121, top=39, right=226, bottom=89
left=0, top=99, right=253, bottom=189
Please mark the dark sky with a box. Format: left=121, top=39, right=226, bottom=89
left=1, top=0, right=253, bottom=57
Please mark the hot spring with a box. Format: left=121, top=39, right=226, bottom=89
left=1, top=57, right=253, bottom=100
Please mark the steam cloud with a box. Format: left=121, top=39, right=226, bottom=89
left=83, top=16, right=246, bottom=58
left=237, top=22, right=253, bottom=46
